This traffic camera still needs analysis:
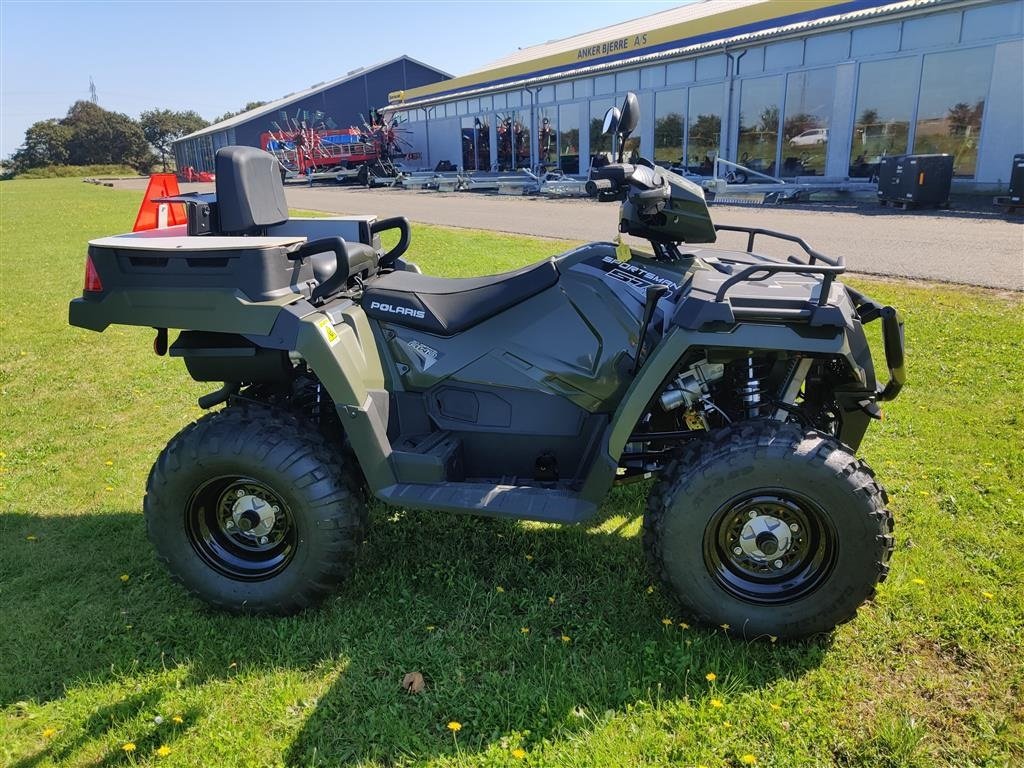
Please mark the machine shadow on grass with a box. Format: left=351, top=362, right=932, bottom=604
left=2, top=502, right=830, bottom=766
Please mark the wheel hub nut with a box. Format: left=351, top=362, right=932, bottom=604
left=738, top=514, right=793, bottom=562
left=230, top=493, right=278, bottom=538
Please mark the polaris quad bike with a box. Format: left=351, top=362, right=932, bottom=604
left=69, top=93, right=904, bottom=639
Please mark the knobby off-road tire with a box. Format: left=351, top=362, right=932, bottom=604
left=144, top=405, right=367, bottom=614
left=643, top=421, right=894, bottom=639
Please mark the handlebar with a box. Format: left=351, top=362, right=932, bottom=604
left=587, top=163, right=668, bottom=207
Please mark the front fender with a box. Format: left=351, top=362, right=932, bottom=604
left=605, top=323, right=855, bottom=462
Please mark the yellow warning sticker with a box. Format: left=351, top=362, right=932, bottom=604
left=315, top=317, right=339, bottom=346
left=614, top=234, right=631, bottom=262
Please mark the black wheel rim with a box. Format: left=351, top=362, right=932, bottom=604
left=185, top=476, right=297, bottom=581
left=703, top=491, right=836, bottom=605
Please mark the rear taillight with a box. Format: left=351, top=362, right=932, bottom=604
left=84, top=254, right=103, bottom=292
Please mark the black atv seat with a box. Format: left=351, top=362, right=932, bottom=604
left=362, top=259, right=558, bottom=336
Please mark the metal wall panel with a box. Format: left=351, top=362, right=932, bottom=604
left=851, top=21, right=902, bottom=56
left=901, top=11, right=961, bottom=49
left=962, top=1, right=1023, bottom=42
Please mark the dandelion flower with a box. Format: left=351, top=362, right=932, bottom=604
left=547, top=596, right=556, bottom=605
left=155, top=745, right=171, bottom=757
left=105, top=460, right=114, bottom=466
left=740, top=755, right=757, bottom=766
left=911, top=578, right=926, bottom=586
left=723, top=721, right=732, bottom=729
left=447, top=721, right=462, bottom=732
left=705, top=672, right=717, bottom=681
left=560, top=635, right=571, bottom=644
left=769, top=703, right=781, bottom=711
left=520, top=626, right=530, bottom=634
left=720, top=623, right=731, bottom=631
left=42, top=727, right=57, bottom=738
left=646, top=585, right=655, bottom=595
left=122, top=743, right=136, bottom=753
left=524, top=554, right=534, bottom=561
left=172, top=715, right=183, bottom=725
left=678, top=622, right=690, bottom=630
left=120, top=574, right=130, bottom=583
left=26, top=535, right=37, bottom=542
left=769, top=636, right=778, bottom=643
left=105, top=486, right=114, bottom=492
left=495, top=586, right=505, bottom=593
left=982, top=591, right=994, bottom=600
left=511, top=747, right=527, bottom=759
left=426, top=625, right=437, bottom=632
left=710, top=698, right=723, bottom=708
left=661, top=617, right=674, bottom=626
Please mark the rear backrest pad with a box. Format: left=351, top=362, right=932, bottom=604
left=215, top=146, right=289, bottom=233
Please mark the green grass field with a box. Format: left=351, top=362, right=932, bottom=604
left=1, top=178, right=1021, bottom=768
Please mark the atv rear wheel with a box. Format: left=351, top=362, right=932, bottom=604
left=643, top=421, right=893, bottom=639
left=144, top=405, right=366, bottom=614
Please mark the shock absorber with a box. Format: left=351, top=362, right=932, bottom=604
left=737, top=355, right=769, bottom=419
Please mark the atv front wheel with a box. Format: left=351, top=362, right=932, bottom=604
left=643, top=421, right=893, bottom=639
left=144, top=406, right=366, bottom=614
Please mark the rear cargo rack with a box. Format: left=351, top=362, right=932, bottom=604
left=711, top=224, right=845, bottom=307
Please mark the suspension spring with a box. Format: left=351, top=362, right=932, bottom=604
left=737, top=355, right=770, bottom=419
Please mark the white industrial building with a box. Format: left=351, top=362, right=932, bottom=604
left=388, top=0, right=1023, bottom=189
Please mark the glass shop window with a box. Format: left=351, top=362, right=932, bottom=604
left=537, top=107, right=557, bottom=169
left=849, top=57, right=917, bottom=177
left=781, top=68, right=834, bottom=177
left=558, top=104, right=579, bottom=174
left=737, top=76, right=783, bottom=177
left=461, top=116, right=490, bottom=171
left=685, top=83, right=723, bottom=175
left=913, top=47, right=994, bottom=178
left=654, top=88, right=685, bottom=166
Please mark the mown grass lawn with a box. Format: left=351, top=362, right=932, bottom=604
left=1, top=178, right=1021, bottom=768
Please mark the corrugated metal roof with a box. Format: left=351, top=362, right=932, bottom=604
left=474, top=0, right=764, bottom=73
left=395, top=0, right=950, bottom=109
left=176, top=56, right=450, bottom=143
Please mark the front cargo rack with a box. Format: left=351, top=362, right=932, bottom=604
left=710, top=224, right=845, bottom=306
left=672, top=224, right=847, bottom=330
left=673, top=223, right=905, bottom=403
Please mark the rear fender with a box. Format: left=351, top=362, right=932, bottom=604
left=290, top=305, right=396, bottom=490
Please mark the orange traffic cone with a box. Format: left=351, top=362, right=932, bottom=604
left=132, top=173, right=188, bottom=232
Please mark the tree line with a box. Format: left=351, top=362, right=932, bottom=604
left=7, top=99, right=266, bottom=175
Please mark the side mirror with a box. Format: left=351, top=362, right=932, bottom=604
left=617, top=92, right=639, bottom=139
left=602, top=107, right=620, bottom=136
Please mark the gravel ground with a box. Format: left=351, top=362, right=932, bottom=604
left=111, top=178, right=1023, bottom=290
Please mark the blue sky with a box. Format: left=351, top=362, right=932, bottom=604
left=0, top=0, right=680, bottom=157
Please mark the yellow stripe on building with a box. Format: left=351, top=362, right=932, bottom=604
left=390, top=0, right=854, bottom=103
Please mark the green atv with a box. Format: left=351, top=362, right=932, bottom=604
left=69, top=93, right=904, bottom=639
